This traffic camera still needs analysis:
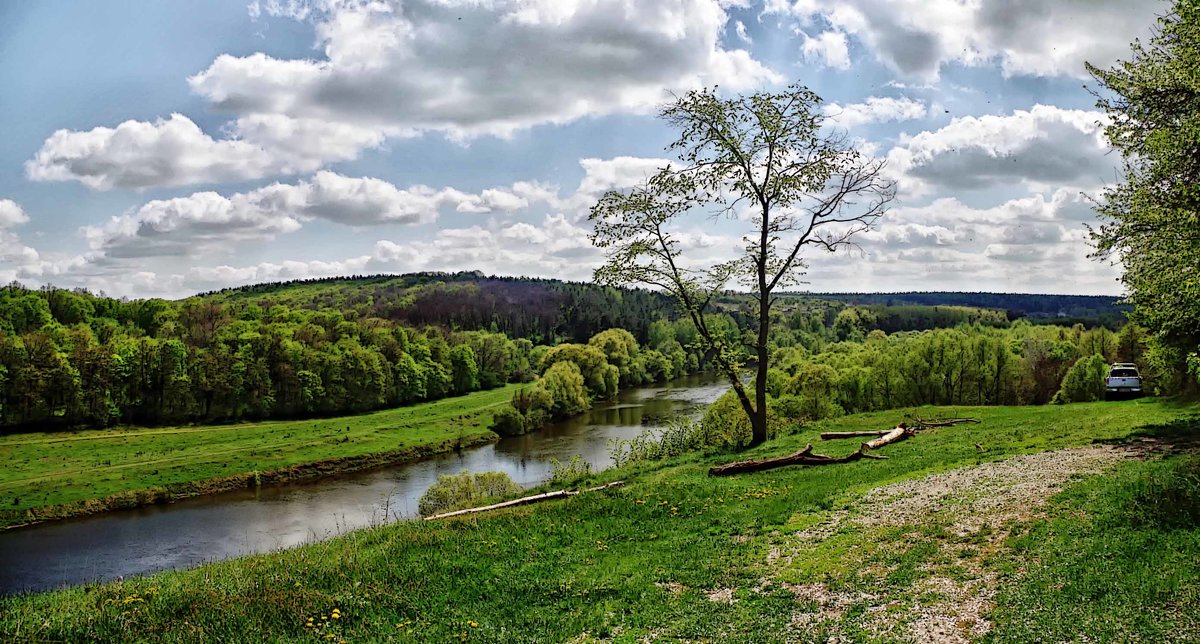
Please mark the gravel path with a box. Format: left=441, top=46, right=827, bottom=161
left=772, top=443, right=1149, bottom=643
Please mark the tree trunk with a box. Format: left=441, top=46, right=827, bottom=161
left=708, top=444, right=884, bottom=476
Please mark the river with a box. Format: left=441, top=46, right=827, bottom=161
left=0, top=372, right=729, bottom=595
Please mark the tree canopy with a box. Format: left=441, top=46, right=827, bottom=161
left=1088, top=0, right=1200, bottom=388
left=590, top=83, right=895, bottom=445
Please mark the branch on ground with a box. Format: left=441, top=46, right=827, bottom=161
left=710, top=418, right=979, bottom=476
left=423, top=481, right=624, bottom=521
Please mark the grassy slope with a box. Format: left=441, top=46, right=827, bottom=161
left=988, top=448, right=1200, bottom=642
left=0, top=384, right=521, bottom=527
left=1, top=399, right=1196, bottom=642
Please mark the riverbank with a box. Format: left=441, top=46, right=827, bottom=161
left=0, top=384, right=523, bottom=529
left=3, top=399, right=1196, bottom=641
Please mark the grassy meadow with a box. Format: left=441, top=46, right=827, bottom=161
left=0, top=384, right=522, bottom=527
left=2, top=398, right=1196, bottom=642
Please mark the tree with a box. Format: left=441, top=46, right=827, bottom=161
left=589, top=83, right=895, bottom=446
left=1088, top=1, right=1200, bottom=388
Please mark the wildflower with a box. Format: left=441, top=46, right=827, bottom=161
left=468, top=620, right=479, bottom=628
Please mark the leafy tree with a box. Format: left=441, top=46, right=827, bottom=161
left=1053, top=354, right=1109, bottom=403
left=588, top=328, right=641, bottom=385
left=540, top=343, right=618, bottom=399
left=590, top=83, right=895, bottom=446
left=538, top=361, right=590, bottom=417
left=449, top=344, right=480, bottom=394
left=1088, top=1, right=1200, bottom=388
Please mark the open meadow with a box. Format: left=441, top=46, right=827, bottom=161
left=3, top=398, right=1196, bottom=642
left=0, top=384, right=522, bottom=528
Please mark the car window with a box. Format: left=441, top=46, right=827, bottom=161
left=1110, top=368, right=1139, bottom=377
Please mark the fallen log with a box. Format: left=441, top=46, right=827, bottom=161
left=708, top=444, right=886, bottom=476
left=423, top=481, right=624, bottom=521
left=862, top=423, right=912, bottom=450
left=911, top=417, right=980, bottom=428
left=709, top=417, right=980, bottom=477
left=820, top=430, right=893, bottom=440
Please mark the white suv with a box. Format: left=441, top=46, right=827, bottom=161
left=1105, top=363, right=1143, bottom=399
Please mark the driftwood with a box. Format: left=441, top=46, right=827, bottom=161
left=709, top=417, right=979, bottom=477
left=423, top=481, right=624, bottom=521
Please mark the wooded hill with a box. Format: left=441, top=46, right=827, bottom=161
left=803, top=291, right=1128, bottom=328
left=0, top=272, right=1133, bottom=433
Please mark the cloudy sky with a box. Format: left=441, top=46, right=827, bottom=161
left=0, top=0, right=1161, bottom=299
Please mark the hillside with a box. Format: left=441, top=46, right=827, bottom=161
left=3, top=400, right=1195, bottom=641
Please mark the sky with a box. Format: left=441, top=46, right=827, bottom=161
left=0, top=0, right=1164, bottom=299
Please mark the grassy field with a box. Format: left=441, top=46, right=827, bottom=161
left=2, top=398, right=1196, bottom=642
left=0, top=384, right=522, bottom=527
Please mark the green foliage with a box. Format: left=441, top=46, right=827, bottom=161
left=1052, top=354, right=1109, bottom=404
left=540, top=343, right=617, bottom=399
left=1088, top=0, right=1200, bottom=392
left=416, top=470, right=522, bottom=517
left=608, top=417, right=709, bottom=468
left=589, top=82, right=895, bottom=447
left=547, top=455, right=592, bottom=486
left=537, top=361, right=590, bottom=417
left=448, top=344, right=480, bottom=394
left=588, top=328, right=641, bottom=385
left=489, top=404, right=527, bottom=437
left=700, top=390, right=754, bottom=447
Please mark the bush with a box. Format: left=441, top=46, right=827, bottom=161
left=1053, top=354, right=1108, bottom=403
left=609, top=417, right=708, bottom=468
left=417, top=470, right=522, bottom=517
left=701, top=390, right=754, bottom=447
left=547, top=455, right=592, bottom=485
left=490, top=405, right=526, bottom=436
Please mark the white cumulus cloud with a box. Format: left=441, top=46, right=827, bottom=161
left=823, top=96, right=928, bottom=128
left=769, top=0, right=1158, bottom=79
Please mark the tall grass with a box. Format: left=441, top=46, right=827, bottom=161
left=607, top=417, right=709, bottom=467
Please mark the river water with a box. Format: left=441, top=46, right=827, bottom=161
left=0, top=372, right=729, bottom=595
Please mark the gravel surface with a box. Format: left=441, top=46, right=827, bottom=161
left=775, top=443, right=1149, bottom=643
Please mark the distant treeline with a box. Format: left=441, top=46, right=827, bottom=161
left=801, top=291, right=1129, bottom=328
left=200, top=272, right=683, bottom=345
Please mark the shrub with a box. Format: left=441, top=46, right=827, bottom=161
left=1053, top=354, right=1108, bottom=403
left=417, top=470, right=522, bottom=517
left=609, top=417, right=708, bottom=468
left=547, top=455, right=592, bottom=486
left=490, top=405, right=526, bottom=436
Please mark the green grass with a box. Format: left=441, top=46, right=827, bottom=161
left=1, top=398, right=1196, bottom=642
left=0, top=385, right=521, bottom=526
left=987, top=451, right=1200, bottom=642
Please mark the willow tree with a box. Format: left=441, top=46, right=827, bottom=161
left=589, top=84, right=895, bottom=446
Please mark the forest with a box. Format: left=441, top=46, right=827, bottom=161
left=0, top=279, right=717, bottom=431
left=0, top=273, right=1155, bottom=435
